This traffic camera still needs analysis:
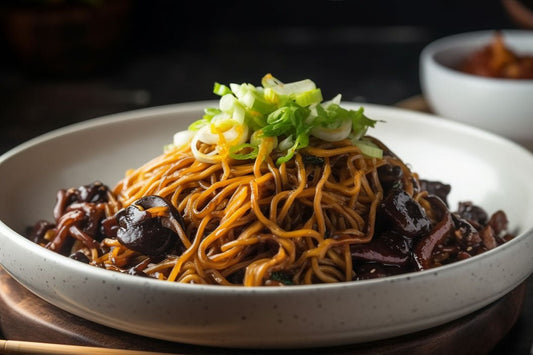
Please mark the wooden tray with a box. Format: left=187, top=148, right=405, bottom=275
left=0, top=268, right=526, bottom=354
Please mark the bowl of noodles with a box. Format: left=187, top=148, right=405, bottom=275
left=0, top=75, right=532, bottom=348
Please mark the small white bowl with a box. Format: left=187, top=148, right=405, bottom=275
left=420, top=29, right=533, bottom=149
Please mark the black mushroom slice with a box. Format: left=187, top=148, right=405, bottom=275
left=480, top=210, right=510, bottom=250
left=44, top=182, right=112, bottom=253
left=455, top=201, right=488, bottom=227
left=452, top=214, right=482, bottom=250
left=26, top=220, right=55, bottom=244
left=351, top=231, right=411, bottom=267
left=70, top=250, right=91, bottom=263
left=486, top=210, right=509, bottom=235
left=54, top=181, right=109, bottom=221
left=380, top=189, right=431, bottom=238
left=377, top=164, right=403, bottom=194
left=419, top=179, right=451, bottom=207
left=115, top=195, right=186, bottom=259
left=413, top=196, right=453, bottom=270
left=365, top=136, right=421, bottom=194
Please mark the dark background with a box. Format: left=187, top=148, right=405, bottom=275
left=0, top=0, right=522, bottom=153
left=0, top=0, right=531, bottom=354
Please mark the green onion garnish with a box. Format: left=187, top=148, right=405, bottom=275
left=179, top=74, right=382, bottom=164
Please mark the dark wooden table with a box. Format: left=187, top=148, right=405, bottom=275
left=0, top=268, right=529, bottom=354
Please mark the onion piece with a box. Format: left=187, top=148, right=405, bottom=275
left=311, top=119, right=352, bottom=142
left=190, top=132, right=221, bottom=164
left=196, top=125, right=220, bottom=145
left=173, top=130, right=195, bottom=148
left=261, top=74, right=316, bottom=96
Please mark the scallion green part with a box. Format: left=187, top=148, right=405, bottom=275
left=213, top=82, right=232, bottom=96
left=229, top=143, right=259, bottom=160
left=353, top=139, right=383, bottom=159
left=182, top=74, right=383, bottom=165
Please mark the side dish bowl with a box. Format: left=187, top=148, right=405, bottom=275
left=419, top=29, right=533, bottom=149
left=0, top=102, right=532, bottom=348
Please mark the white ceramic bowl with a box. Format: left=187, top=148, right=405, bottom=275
left=419, top=29, right=533, bottom=149
left=0, top=102, right=532, bottom=348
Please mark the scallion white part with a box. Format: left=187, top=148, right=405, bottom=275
left=310, top=118, right=352, bottom=142
left=173, top=130, right=195, bottom=148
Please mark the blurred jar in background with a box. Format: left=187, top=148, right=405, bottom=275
left=1, top=0, right=132, bottom=77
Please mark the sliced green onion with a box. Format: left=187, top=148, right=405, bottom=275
left=229, top=143, right=259, bottom=160
left=250, top=129, right=264, bottom=146
left=230, top=83, right=255, bottom=100
left=262, top=74, right=316, bottom=96
left=351, top=109, right=379, bottom=140
left=323, top=93, right=342, bottom=107
left=213, top=82, right=232, bottom=96
left=173, top=74, right=382, bottom=165
left=189, top=107, right=221, bottom=131
left=261, top=73, right=284, bottom=88
left=257, top=137, right=278, bottom=158
left=218, top=94, right=246, bottom=124
left=189, top=118, right=210, bottom=131
left=244, top=110, right=267, bottom=131
left=294, top=88, right=323, bottom=107
left=204, top=107, right=222, bottom=117
left=241, top=90, right=275, bottom=114
left=232, top=103, right=246, bottom=124
left=278, top=135, right=294, bottom=151
left=282, top=79, right=316, bottom=95
left=276, top=133, right=308, bottom=165
left=219, top=94, right=238, bottom=112
left=310, top=118, right=352, bottom=142
left=263, top=87, right=280, bottom=105
left=353, top=139, right=383, bottom=159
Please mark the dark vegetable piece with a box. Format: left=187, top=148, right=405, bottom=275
left=26, top=220, right=55, bottom=244
left=47, top=207, right=104, bottom=252
left=377, top=164, right=403, bottom=193
left=127, top=267, right=149, bottom=277
left=351, top=231, right=411, bottom=266
left=486, top=210, right=508, bottom=235
left=474, top=210, right=508, bottom=250
left=413, top=196, right=453, bottom=270
left=456, top=201, right=488, bottom=227
left=100, top=215, right=119, bottom=239
left=302, top=153, right=325, bottom=166
left=380, top=189, right=431, bottom=238
left=365, top=136, right=421, bottom=194
left=419, top=179, right=451, bottom=207
left=480, top=226, right=498, bottom=250
left=268, top=271, right=294, bottom=285
left=44, top=182, right=112, bottom=253
left=69, top=250, right=90, bottom=263
left=54, top=181, right=109, bottom=220
left=452, top=214, right=481, bottom=250
left=115, top=195, right=186, bottom=259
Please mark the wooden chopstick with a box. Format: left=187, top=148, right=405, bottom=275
left=0, top=339, right=181, bottom=355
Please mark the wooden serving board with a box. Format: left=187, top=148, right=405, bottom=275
left=0, top=268, right=526, bottom=354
